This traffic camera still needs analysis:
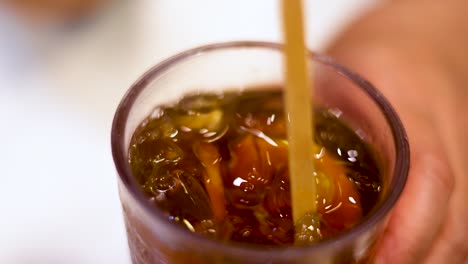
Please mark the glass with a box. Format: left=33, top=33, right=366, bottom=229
left=111, top=41, right=409, bottom=264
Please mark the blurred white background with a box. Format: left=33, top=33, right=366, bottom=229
left=0, top=1, right=376, bottom=263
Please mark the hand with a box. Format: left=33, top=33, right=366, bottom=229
left=325, top=1, right=468, bottom=263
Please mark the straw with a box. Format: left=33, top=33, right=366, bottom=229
left=281, top=0, right=317, bottom=225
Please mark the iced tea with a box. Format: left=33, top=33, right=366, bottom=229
left=128, top=88, right=382, bottom=246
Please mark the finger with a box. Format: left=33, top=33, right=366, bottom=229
left=325, top=13, right=457, bottom=263
left=370, top=71, right=456, bottom=263
left=423, top=210, right=468, bottom=264
left=325, top=44, right=455, bottom=264
left=374, top=140, right=454, bottom=264
left=426, top=137, right=468, bottom=264
left=423, top=119, right=468, bottom=264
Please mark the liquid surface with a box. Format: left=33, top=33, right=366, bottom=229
left=128, top=89, right=382, bottom=246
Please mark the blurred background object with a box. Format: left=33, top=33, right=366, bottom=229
left=3, top=0, right=108, bottom=24
left=0, top=1, right=377, bottom=263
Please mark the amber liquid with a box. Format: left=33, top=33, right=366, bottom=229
left=128, top=88, right=382, bottom=246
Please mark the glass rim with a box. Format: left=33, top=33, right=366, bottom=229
left=111, top=41, right=410, bottom=257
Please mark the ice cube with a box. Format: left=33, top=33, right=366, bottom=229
left=264, top=168, right=291, bottom=218
left=294, top=212, right=324, bottom=244
left=314, top=150, right=363, bottom=229
left=193, top=142, right=226, bottom=221
left=178, top=94, right=223, bottom=113
left=169, top=104, right=229, bottom=142
left=235, top=112, right=286, bottom=139
left=227, top=135, right=275, bottom=207
left=159, top=119, right=179, bottom=138
left=133, top=139, right=183, bottom=166
left=136, top=115, right=178, bottom=141
left=225, top=207, right=272, bottom=244
left=252, top=204, right=294, bottom=245
left=149, top=167, right=213, bottom=222
left=143, top=168, right=177, bottom=195
left=193, top=219, right=218, bottom=238
left=129, top=139, right=183, bottom=184
left=347, top=169, right=382, bottom=193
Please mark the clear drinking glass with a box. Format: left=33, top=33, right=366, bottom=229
left=111, top=41, right=409, bottom=264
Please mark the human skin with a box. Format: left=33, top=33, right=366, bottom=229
left=325, top=1, right=468, bottom=263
